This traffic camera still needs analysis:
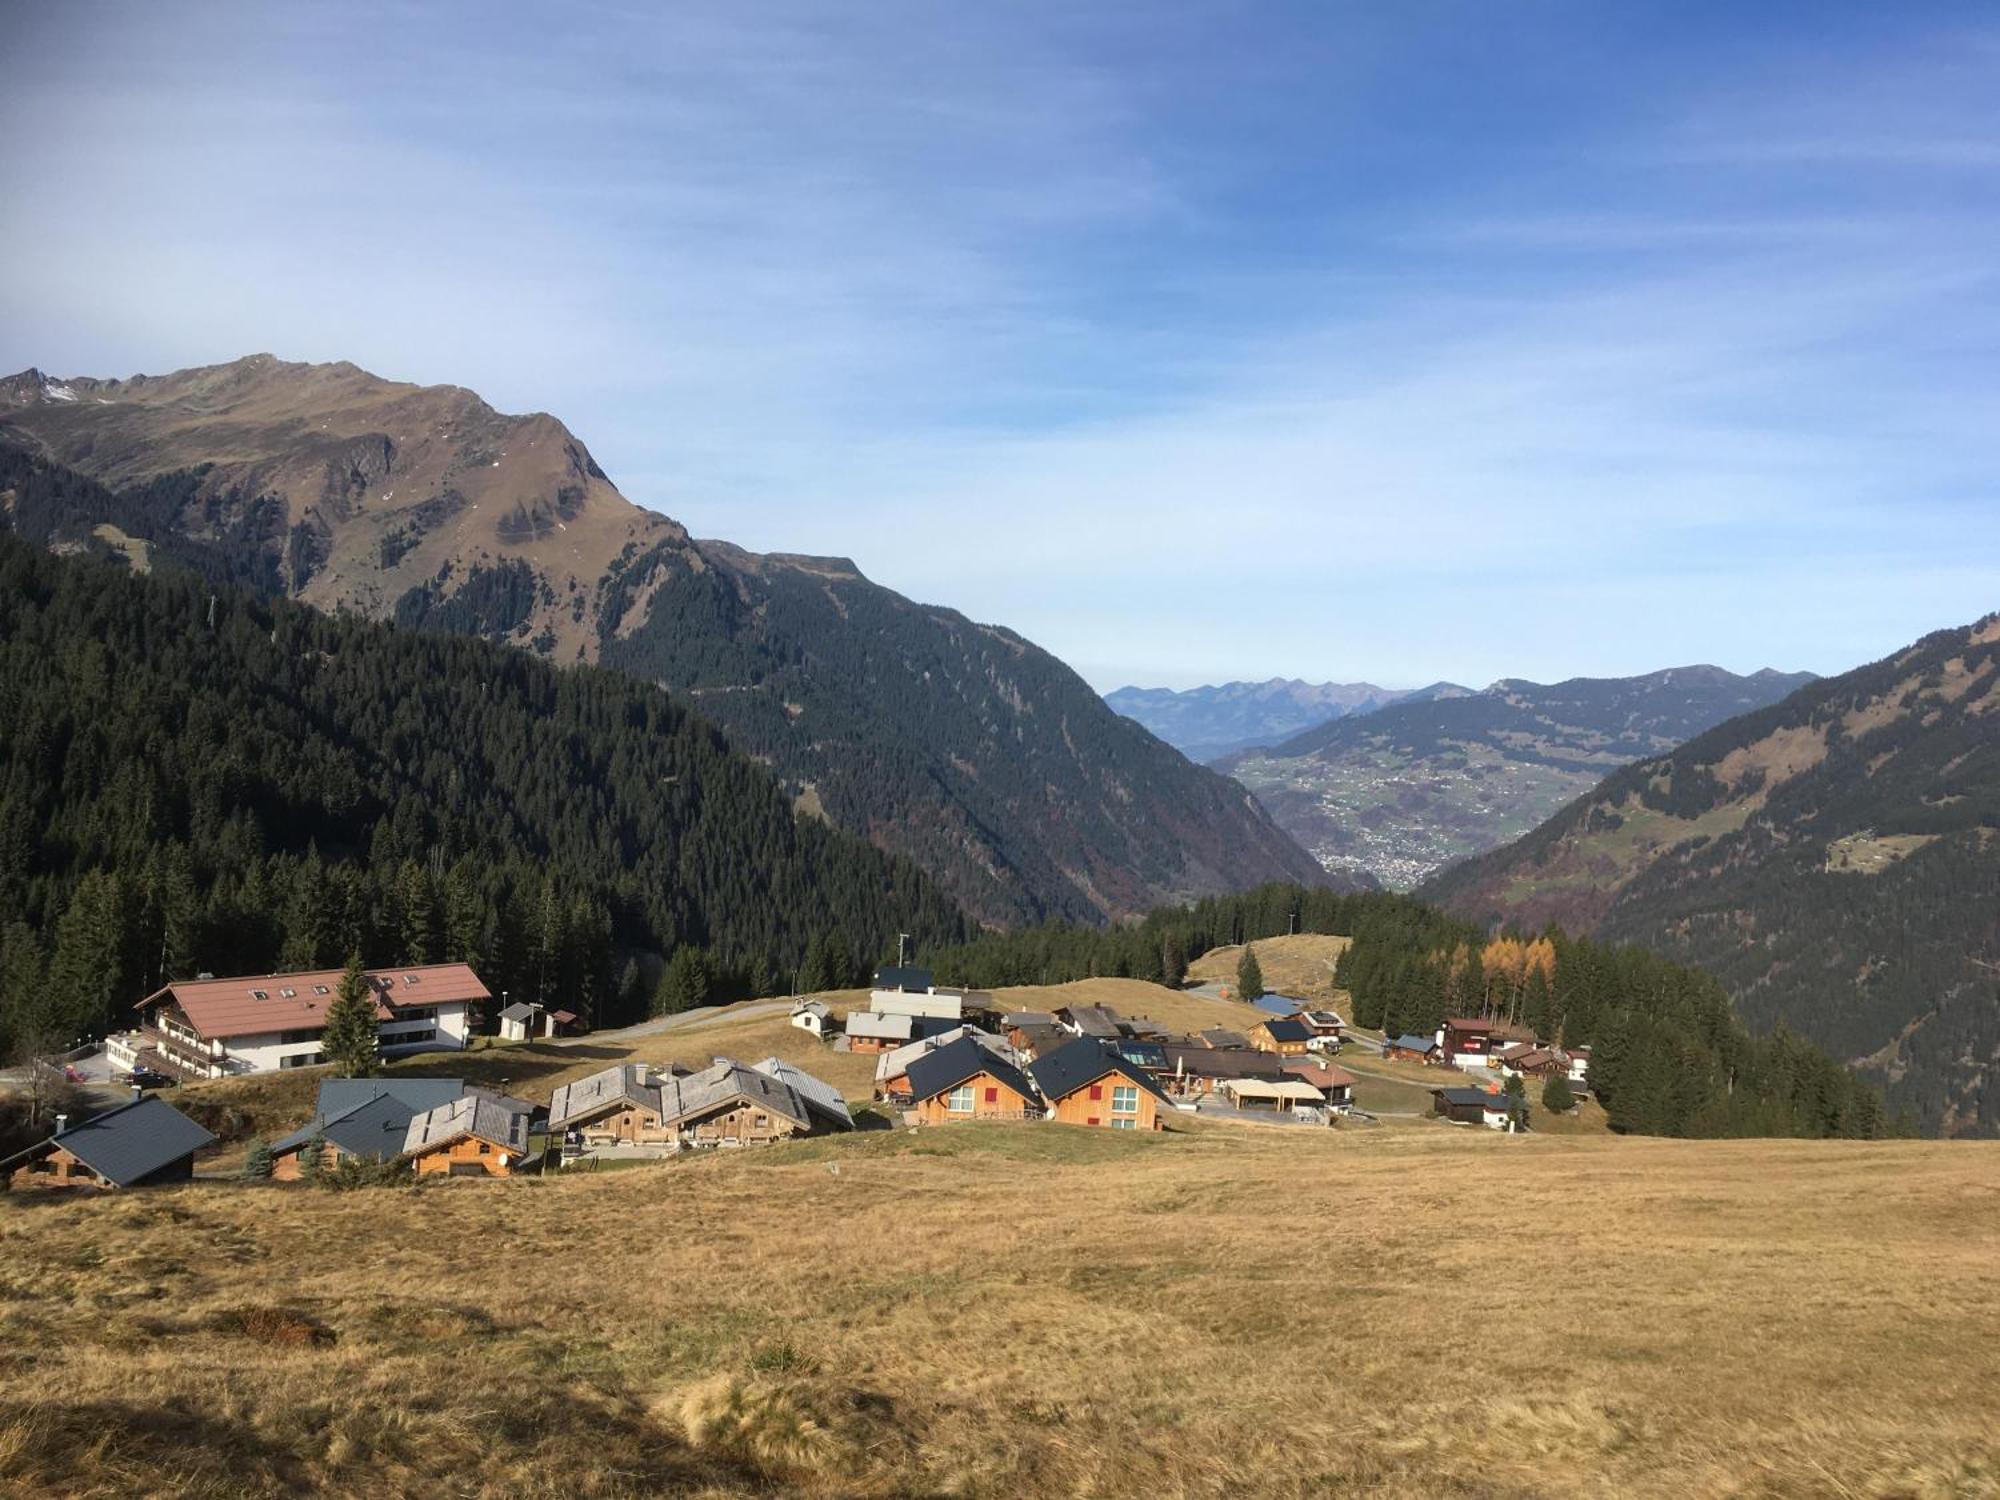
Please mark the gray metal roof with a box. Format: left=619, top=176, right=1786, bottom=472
left=403, top=1090, right=535, bottom=1156
left=1000, top=1011, right=1054, bottom=1028
left=497, top=1002, right=536, bottom=1022
left=1260, top=1017, right=1314, bottom=1043
left=273, top=1092, right=423, bottom=1160
left=48, top=1097, right=216, bottom=1186
left=1389, top=1034, right=1437, bottom=1052
left=873, top=965, right=933, bottom=993
left=843, top=1011, right=916, bottom=1041
left=316, top=1077, right=466, bottom=1119
left=751, top=1056, right=853, bottom=1130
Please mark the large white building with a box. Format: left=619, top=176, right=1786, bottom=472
left=108, top=964, right=488, bottom=1080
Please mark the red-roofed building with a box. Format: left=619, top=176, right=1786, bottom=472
left=107, top=964, right=489, bottom=1080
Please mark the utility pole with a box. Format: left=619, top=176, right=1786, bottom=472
left=897, top=932, right=911, bottom=967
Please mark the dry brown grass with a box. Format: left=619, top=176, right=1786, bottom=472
left=988, top=976, right=1269, bottom=1037
left=4, top=1121, right=1996, bottom=1498
left=1187, top=933, right=1351, bottom=1003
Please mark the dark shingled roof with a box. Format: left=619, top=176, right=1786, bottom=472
left=1434, top=1087, right=1506, bottom=1109
left=46, top=1097, right=215, bottom=1186
left=1028, top=1038, right=1173, bottom=1107
left=903, top=1035, right=1039, bottom=1106
left=873, top=965, right=934, bottom=993
left=1260, top=1017, right=1314, bottom=1044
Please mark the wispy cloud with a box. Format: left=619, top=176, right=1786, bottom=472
left=0, top=3, right=1995, bottom=690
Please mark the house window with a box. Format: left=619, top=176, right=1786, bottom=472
left=1088, top=1084, right=1103, bottom=1101
left=983, top=1086, right=998, bottom=1103
left=251, top=989, right=269, bottom=1001
left=280, top=1051, right=324, bottom=1069
left=1111, top=1118, right=1136, bottom=1130
left=280, top=987, right=297, bottom=998
left=280, top=1028, right=320, bottom=1044
left=405, top=974, right=420, bottom=985
left=1111, top=1085, right=1138, bottom=1115
left=313, top=985, right=329, bottom=995
left=946, top=1085, right=974, bottom=1114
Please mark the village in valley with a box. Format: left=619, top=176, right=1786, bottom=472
left=3, top=935, right=1596, bottom=1194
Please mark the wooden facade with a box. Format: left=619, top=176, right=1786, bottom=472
left=679, top=1100, right=807, bottom=1147
left=7, top=1143, right=197, bottom=1192
left=1046, top=1074, right=1164, bottom=1131
left=912, top=1071, right=1039, bottom=1125
left=410, top=1133, right=529, bottom=1178
left=569, top=1100, right=667, bottom=1146
left=270, top=1141, right=363, bottom=1182
left=8, top=1145, right=111, bottom=1191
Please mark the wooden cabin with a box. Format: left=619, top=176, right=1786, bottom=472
left=3, top=1098, right=215, bottom=1192
left=904, top=1036, right=1043, bottom=1124
left=1028, top=1038, right=1173, bottom=1131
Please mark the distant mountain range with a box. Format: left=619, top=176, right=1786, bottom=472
left=1105, top=678, right=1471, bottom=762
left=1425, top=616, right=2000, bottom=1137
left=1217, top=665, right=1816, bottom=889
left=0, top=356, right=1335, bottom=927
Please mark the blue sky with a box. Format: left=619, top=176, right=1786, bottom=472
left=2, top=2, right=1996, bottom=690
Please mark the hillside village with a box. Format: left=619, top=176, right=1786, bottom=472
left=3, top=938, right=1601, bottom=1194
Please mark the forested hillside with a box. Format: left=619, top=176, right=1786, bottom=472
left=1426, top=615, right=2000, bottom=1135
left=0, top=535, right=966, bottom=1059
left=0, top=357, right=1332, bottom=927
left=1221, top=666, right=1815, bottom=888
left=924, top=882, right=1891, bottom=1139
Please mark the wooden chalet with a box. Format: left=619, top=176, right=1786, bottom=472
left=1157, top=1044, right=1291, bottom=1098
left=903, top=1035, right=1042, bottom=1124
left=1027, top=1038, right=1174, bottom=1131
left=548, top=1058, right=851, bottom=1153
left=1384, top=1033, right=1442, bottom=1064
left=268, top=1078, right=466, bottom=1180
left=1441, top=1016, right=1536, bottom=1069
left=3, top=1097, right=215, bottom=1191
left=404, top=1091, right=541, bottom=1177
left=1432, top=1086, right=1522, bottom=1131
left=1251, top=1016, right=1314, bottom=1057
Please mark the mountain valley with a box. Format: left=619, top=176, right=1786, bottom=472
left=1217, top=667, right=1816, bottom=889
left=0, top=357, right=1332, bottom=927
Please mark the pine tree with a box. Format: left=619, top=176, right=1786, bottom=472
left=1503, top=1071, right=1528, bottom=1129
left=1541, top=1072, right=1575, bottom=1115
left=797, top=932, right=831, bottom=995
left=45, top=871, right=131, bottom=1043
left=1160, top=932, right=1187, bottom=991
left=321, top=952, right=379, bottom=1077
left=655, top=946, right=713, bottom=1016
left=396, top=859, right=438, bottom=965
left=1236, top=944, right=1265, bottom=1002
left=242, top=1137, right=274, bottom=1180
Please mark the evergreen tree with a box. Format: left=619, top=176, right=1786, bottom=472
left=45, top=871, right=131, bottom=1043
left=1236, top=944, right=1265, bottom=1002
left=797, top=932, right=831, bottom=995
left=654, top=945, right=713, bottom=1016
left=1502, top=1072, right=1528, bottom=1130
left=1541, top=1073, right=1576, bottom=1115
left=321, top=952, right=379, bottom=1077
left=396, top=859, right=438, bottom=965
left=242, top=1137, right=274, bottom=1180
left=1159, top=932, right=1187, bottom=990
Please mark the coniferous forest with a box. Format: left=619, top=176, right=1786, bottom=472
left=927, top=882, right=1894, bottom=1139
left=0, top=534, right=965, bottom=1058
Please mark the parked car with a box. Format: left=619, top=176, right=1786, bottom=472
left=122, top=1067, right=171, bottom=1090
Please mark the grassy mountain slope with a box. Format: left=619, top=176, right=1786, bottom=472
left=0, top=357, right=1331, bottom=926
left=1222, top=666, right=1816, bottom=889
left=1425, top=616, right=2000, bottom=1135
left=0, top=532, right=966, bottom=1051
left=9, top=1125, right=1993, bottom=1498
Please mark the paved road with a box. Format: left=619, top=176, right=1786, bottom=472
left=552, top=998, right=794, bottom=1046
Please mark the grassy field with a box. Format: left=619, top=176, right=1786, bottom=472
left=1186, top=932, right=1350, bottom=1002
left=2, top=1123, right=1996, bottom=1497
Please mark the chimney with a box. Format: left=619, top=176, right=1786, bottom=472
left=131, top=1084, right=144, bottom=1103
left=53, top=1113, right=68, bottom=1136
